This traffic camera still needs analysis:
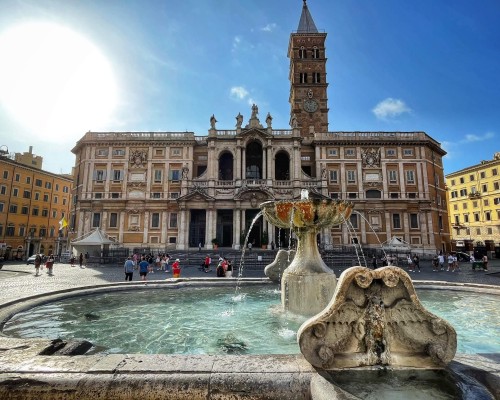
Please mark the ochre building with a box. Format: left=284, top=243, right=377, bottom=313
left=71, top=2, right=449, bottom=254
left=446, top=152, right=500, bottom=257
left=0, top=147, right=72, bottom=260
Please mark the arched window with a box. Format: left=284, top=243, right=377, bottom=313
left=366, top=189, right=382, bottom=199
left=299, top=46, right=307, bottom=59
left=312, top=46, right=320, bottom=58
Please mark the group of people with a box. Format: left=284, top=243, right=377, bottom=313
left=124, top=253, right=180, bottom=281
left=33, top=253, right=55, bottom=276
left=199, top=255, right=233, bottom=277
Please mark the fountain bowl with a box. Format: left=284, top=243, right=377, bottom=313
left=260, top=198, right=353, bottom=231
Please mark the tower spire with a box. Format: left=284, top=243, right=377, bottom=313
left=297, top=0, right=318, bottom=33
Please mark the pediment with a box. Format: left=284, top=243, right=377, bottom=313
left=177, top=186, right=215, bottom=202
left=236, top=128, right=273, bottom=141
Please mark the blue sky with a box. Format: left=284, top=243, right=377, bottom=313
left=0, top=0, right=499, bottom=175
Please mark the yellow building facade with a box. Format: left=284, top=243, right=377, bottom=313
left=0, top=149, right=73, bottom=260
left=446, top=152, right=500, bottom=257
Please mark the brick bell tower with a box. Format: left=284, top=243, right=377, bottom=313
left=288, top=0, right=329, bottom=137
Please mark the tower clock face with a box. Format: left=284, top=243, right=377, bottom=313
left=303, top=98, right=318, bottom=113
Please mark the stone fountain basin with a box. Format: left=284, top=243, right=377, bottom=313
left=0, top=279, right=498, bottom=399
left=260, top=198, right=353, bottom=230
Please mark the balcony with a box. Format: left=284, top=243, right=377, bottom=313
left=468, top=192, right=481, bottom=199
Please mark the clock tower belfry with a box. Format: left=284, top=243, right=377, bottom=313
left=288, top=0, right=329, bottom=137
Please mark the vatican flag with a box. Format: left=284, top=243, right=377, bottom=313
left=59, top=217, right=68, bottom=231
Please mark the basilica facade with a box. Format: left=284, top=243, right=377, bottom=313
left=71, top=2, right=449, bottom=253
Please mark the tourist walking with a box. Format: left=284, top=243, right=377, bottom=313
left=79, top=253, right=84, bottom=268
left=447, top=253, right=455, bottom=272
left=438, top=252, right=445, bottom=270
left=84, top=252, right=89, bottom=267
left=412, top=255, right=420, bottom=272
left=216, top=257, right=226, bottom=277
left=138, top=257, right=149, bottom=281
left=124, top=256, right=134, bottom=281
left=46, top=254, right=55, bottom=275
left=406, top=254, right=413, bottom=272
left=34, top=253, right=42, bottom=276
left=204, top=254, right=212, bottom=273
left=482, top=254, right=489, bottom=271
left=172, top=258, right=181, bottom=278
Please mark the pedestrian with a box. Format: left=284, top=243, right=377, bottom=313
left=406, top=254, right=413, bottom=272
left=204, top=254, right=212, bottom=273
left=84, top=252, right=89, bottom=267
left=482, top=254, right=489, bottom=271
left=79, top=253, right=84, bottom=268
left=270, top=241, right=275, bottom=250
left=225, top=259, right=233, bottom=278
left=148, top=254, right=154, bottom=274
left=198, top=242, right=202, bottom=252
left=124, top=256, right=134, bottom=281
left=165, top=253, right=171, bottom=273
left=70, top=255, right=76, bottom=267
left=248, top=242, right=252, bottom=251
left=34, top=253, right=42, bottom=276
left=447, top=253, right=455, bottom=272
left=46, top=254, right=55, bottom=275
left=412, top=254, right=420, bottom=272
left=172, top=258, right=181, bottom=278
left=138, top=257, right=149, bottom=281
left=438, top=252, right=445, bottom=270
left=432, top=254, right=439, bottom=271
left=216, top=257, right=226, bottom=277
left=371, top=256, right=377, bottom=269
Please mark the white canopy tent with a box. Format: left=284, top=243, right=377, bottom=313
left=71, top=228, right=117, bottom=258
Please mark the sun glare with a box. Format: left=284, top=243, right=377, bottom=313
left=0, top=22, right=117, bottom=142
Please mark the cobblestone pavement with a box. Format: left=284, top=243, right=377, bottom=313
left=0, top=258, right=499, bottom=307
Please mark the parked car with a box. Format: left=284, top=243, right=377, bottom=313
left=453, top=251, right=471, bottom=262
left=27, top=254, right=45, bottom=265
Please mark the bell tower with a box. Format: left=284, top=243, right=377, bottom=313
left=288, top=0, right=329, bottom=137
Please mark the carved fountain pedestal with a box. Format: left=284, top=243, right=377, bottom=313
left=260, top=197, right=353, bottom=317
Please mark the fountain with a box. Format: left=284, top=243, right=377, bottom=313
left=260, top=191, right=353, bottom=316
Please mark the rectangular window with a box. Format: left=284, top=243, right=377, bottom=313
left=410, top=213, right=419, bottom=229
left=169, top=213, right=178, bottom=228
left=13, top=188, right=18, bottom=197
left=26, top=176, right=31, bottom=184
left=97, top=149, right=108, bottom=156
left=2, top=171, right=8, bottom=179
left=349, top=213, right=358, bottom=229
left=35, top=179, right=42, bottom=187
left=347, top=170, right=356, bottom=183
left=42, top=209, right=49, bottom=217
left=494, top=182, right=499, bottom=190
left=23, top=190, right=30, bottom=199
left=328, top=149, right=338, bottom=157
left=43, top=194, right=49, bottom=202
left=386, top=149, right=396, bottom=156
left=0, top=185, right=6, bottom=195
left=329, top=192, right=340, bottom=199
left=152, top=192, right=162, bottom=199
left=482, top=184, right=488, bottom=192
left=19, top=226, right=25, bottom=237
left=35, top=192, right=40, bottom=200
left=299, top=72, right=308, bottom=83
left=169, top=192, right=179, bottom=199
left=459, top=188, right=467, bottom=196
left=154, top=169, right=162, bottom=182
left=94, top=193, right=103, bottom=199
left=463, top=202, right=468, bottom=209
left=487, top=227, right=493, bottom=235
left=112, top=170, right=123, bottom=181
left=480, top=171, right=486, bottom=179
left=484, top=199, right=489, bottom=206
left=45, top=182, right=52, bottom=189
left=9, top=204, right=18, bottom=213
left=406, top=170, right=415, bottom=184
left=109, top=213, right=118, bottom=228
left=403, top=149, right=413, bottom=156
left=6, top=226, right=15, bottom=236
left=113, top=149, right=125, bottom=156
left=0, top=203, right=3, bottom=212
left=459, top=177, right=465, bottom=184
left=345, top=149, right=355, bottom=156
left=388, top=170, right=397, bottom=183
left=32, top=207, right=39, bottom=216
left=485, top=211, right=491, bottom=221
left=493, top=168, right=498, bottom=176
left=469, top=174, right=475, bottom=181
left=151, top=212, right=160, bottom=228
left=92, top=213, right=101, bottom=228
left=21, top=206, right=28, bottom=214
left=111, top=193, right=120, bottom=198
left=390, top=193, right=399, bottom=199
left=474, top=213, right=480, bottom=222
left=313, top=72, right=321, bottom=83
left=454, top=215, right=460, bottom=225
left=0, top=225, right=3, bottom=236
left=169, top=170, right=181, bottom=181
left=53, top=195, right=58, bottom=204
left=464, top=214, right=469, bottom=223
left=392, top=214, right=401, bottom=229
left=95, top=170, right=106, bottom=181
left=329, top=170, right=338, bottom=183
left=15, top=173, right=20, bottom=182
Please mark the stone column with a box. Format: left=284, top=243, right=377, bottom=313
left=161, top=211, right=168, bottom=244
left=177, top=207, right=188, bottom=250
left=234, top=205, right=241, bottom=249
left=143, top=212, right=149, bottom=244
left=119, top=211, right=125, bottom=243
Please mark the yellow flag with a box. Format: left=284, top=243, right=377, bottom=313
left=59, top=217, right=68, bottom=230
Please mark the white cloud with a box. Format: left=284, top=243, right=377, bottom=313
left=461, top=131, right=494, bottom=143
left=372, top=98, right=411, bottom=120
left=261, top=23, right=277, bottom=32
left=232, top=36, right=241, bottom=52
left=230, top=86, right=249, bottom=100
